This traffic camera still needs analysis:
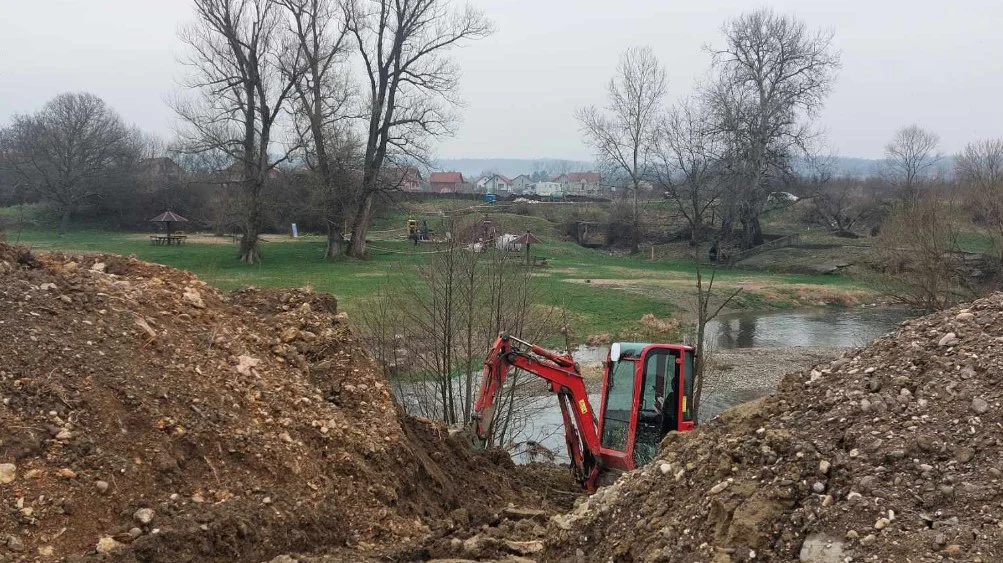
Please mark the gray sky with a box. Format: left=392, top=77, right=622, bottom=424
left=3, top=0, right=1002, bottom=162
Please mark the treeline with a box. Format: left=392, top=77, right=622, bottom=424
left=0, top=0, right=492, bottom=263
left=577, top=8, right=842, bottom=254
left=0, top=93, right=332, bottom=236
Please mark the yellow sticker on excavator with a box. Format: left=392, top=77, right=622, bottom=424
left=578, top=399, right=588, bottom=414
left=682, top=396, right=688, bottom=413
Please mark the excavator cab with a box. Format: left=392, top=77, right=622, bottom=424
left=597, top=343, right=695, bottom=470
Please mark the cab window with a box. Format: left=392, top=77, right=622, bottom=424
left=600, top=359, right=636, bottom=452
left=642, top=349, right=673, bottom=413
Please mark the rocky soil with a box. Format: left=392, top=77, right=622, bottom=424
left=542, top=296, right=1003, bottom=562
left=0, top=245, right=570, bottom=562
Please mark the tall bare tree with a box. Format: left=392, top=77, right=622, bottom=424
left=0, top=93, right=137, bottom=234
left=279, top=0, right=356, bottom=258
left=578, top=46, right=667, bottom=254
left=705, top=8, right=840, bottom=250
left=656, top=99, right=725, bottom=246
left=175, top=0, right=303, bottom=263
left=884, top=125, right=942, bottom=198
left=342, top=0, right=492, bottom=258
left=956, top=139, right=1003, bottom=263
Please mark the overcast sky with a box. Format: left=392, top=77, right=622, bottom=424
left=3, top=0, right=1002, bottom=162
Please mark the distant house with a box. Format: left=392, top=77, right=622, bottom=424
left=384, top=167, right=424, bottom=192
left=430, top=171, right=465, bottom=194
left=139, top=157, right=186, bottom=179
left=510, top=174, right=533, bottom=195
left=556, top=171, right=602, bottom=196
left=534, top=181, right=563, bottom=198
left=476, top=174, right=512, bottom=195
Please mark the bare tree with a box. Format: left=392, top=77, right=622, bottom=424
left=884, top=125, right=942, bottom=198
left=655, top=99, right=725, bottom=246
left=578, top=46, right=667, bottom=254
left=705, top=8, right=840, bottom=250
left=175, top=0, right=303, bottom=263
left=956, top=139, right=1003, bottom=263
left=360, top=236, right=558, bottom=448
left=342, top=0, right=492, bottom=258
left=0, top=93, right=137, bottom=234
left=873, top=193, right=970, bottom=311
left=691, top=263, right=741, bottom=422
left=279, top=0, right=357, bottom=258
left=806, top=176, right=880, bottom=234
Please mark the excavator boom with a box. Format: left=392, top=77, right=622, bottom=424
left=472, top=334, right=603, bottom=488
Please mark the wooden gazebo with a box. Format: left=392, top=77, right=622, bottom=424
left=513, top=231, right=544, bottom=265
left=149, top=211, right=189, bottom=246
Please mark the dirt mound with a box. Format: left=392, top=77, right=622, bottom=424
left=545, top=296, right=1003, bottom=562
left=0, top=245, right=559, bottom=561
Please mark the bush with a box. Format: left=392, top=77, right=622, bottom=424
left=873, top=194, right=972, bottom=311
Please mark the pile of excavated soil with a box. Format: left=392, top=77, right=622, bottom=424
left=545, top=295, right=1003, bottom=562
left=0, top=245, right=565, bottom=562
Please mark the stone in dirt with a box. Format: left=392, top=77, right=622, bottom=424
left=0, top=463, right=15, bottom=484
left=182, top=286, right=205, bottom=308
left=501, top=507, right=547, bottom=521
left=938, top=332, right=959, bottom=346
left=96, top=536, right=122, bottom=554
left=799, top=534, right=844, bottom=563
left=280, top=327, right=300, bottom=343
left=972, top=397, right=989, bottom=414
left=133, top=508, right=155, bottom=525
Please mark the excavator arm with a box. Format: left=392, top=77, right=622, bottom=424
left=471, top=334, right=604, bottom=489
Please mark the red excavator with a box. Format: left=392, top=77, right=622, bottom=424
left=470, top=334, right=695, bottom=490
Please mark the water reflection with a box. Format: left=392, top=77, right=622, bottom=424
left=705, top=307, right=912, bottom=350
left=716, top=316, right=757, bottom=348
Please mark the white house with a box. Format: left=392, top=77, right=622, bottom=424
left=476, top=174, right=512, bottom=194
left=510, top=174, right=534, bottom=195
left=556, top=172, right=602, bottom=196
left=533, top=182, right=563, bottom=198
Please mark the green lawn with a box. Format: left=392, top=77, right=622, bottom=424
left=9, top=229, right=872, bottom=343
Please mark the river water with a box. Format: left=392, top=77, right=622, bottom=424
left=396, top=306, right=915, bottom=463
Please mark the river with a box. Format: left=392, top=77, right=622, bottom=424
left=395, top=306, right=915, bottom=463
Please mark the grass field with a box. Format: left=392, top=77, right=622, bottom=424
left=7, top=228, right=876, bottom=343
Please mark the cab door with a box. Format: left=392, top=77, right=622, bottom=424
left=633, top=346, right=696, bottom=464
left=633, top=348, right=677, bottom=465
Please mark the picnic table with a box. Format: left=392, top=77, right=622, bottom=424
left=149, top=234, right=188, bottom=246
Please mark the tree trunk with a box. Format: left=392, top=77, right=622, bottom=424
left=690, top=219, right=703, bottom=247
left=239, top=227, right=261, bottom=264
left=325, top=221, right=344, bottom=259
left=347, top=191, right=374, bottom=258
left=631, top=183, right=640, bottom=254
left=239, top=192, right=262, bottom=264
left=692, top=316, right=707, bottom=423
left=58, top=205, right=73, bottom=236
left=741, top=215, right=764, bottom=249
